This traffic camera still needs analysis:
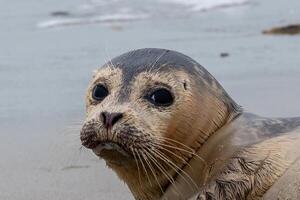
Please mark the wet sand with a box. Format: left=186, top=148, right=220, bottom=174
left=0, top=0, right=300, bottom=199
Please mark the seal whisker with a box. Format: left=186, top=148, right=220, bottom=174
left=103, top=46, right=117, bottom=70
left=151, top=142, right=194, bottom=170
left=144, top=149, right=184, bottom=197
left=148, top=50, right=168, bottom=73
left=154, top=135, right=199, bottom=153
left=143, top=150, right=179, bottom=193
left=149, top=147, right=199, bottom=190
left=154, top=138, right=203, bottom=162
left=140, top=152, right=165, bottom=194
left=135, top=149, right=153, bottom=187
left=131, top=148, right=142, bottom=187
left=153, top=141, right=207, bottom=165
left=154, top=148, right=199, bottom=189
left=157, top=140, right=205, bottom=161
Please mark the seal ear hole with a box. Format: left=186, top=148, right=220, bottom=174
left=92, top=84, right=109, bottom=101
left=183, top=81, right=188, bottom=90
left=146, top=88, right=174, bottom=107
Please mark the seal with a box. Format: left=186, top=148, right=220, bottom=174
left=80, top=48, right=300, bottom=200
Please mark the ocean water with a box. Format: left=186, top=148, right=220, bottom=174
left=38, top=0, right=249, bottom=28
left=0, top=0, right=300, bottom=199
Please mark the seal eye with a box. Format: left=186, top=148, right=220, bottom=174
left=148, top=88, right=174, bottom=106
left=92, top=84, right=109, bottom=101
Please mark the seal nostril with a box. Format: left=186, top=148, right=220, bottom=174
left=101, top=112, right=123, bottom=129
left=101, top=112, right=107, bottom=125
left=112, top=113, right=123, bottom=126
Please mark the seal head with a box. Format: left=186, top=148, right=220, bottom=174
left=80, top=48, right=241, bottom=199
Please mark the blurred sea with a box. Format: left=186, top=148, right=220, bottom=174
left=0, top=0, right=300, bottom=199
left=37, top=0, right=249, bottom=28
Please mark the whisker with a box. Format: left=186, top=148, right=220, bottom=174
left=148, top=50, right=168, bottom=73
left=135, top=149, right=152, bottom=187
left=154, top=136, right=199, bottom=153
left=153, top=143, right=194, bottom=170
left=131, top=148, right=142, bottom=187
left=144, top=150, right=176, bottom=185
left=155, top=138, right=204, bottom=163
left=144, top=150, right=181, bottom=195
left=141, top=152, right=164, bottom=194
left=149, top=147, right=199, bottom=190
left=103, top=45, right=116, bottom=69
left=153, top=142, right=207, bottom=165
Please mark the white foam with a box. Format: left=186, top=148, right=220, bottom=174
left=37, top=13, right=149, bottom=28
left=162, top=0, right=249, bottom=11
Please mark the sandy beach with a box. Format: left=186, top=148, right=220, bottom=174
left=0, top=0, right=300, bottom=199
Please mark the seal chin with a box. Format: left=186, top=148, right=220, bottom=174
left=92, top=142, right=131, bottom=163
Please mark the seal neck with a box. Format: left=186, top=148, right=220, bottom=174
left=161, top=111, right=243, bottom=199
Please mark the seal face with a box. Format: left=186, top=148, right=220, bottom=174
left=80, top=48, right=242, bottom=199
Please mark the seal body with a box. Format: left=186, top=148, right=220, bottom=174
left=80, top=48, right=300, bottom=200
left=163, top=113, right=300, bottom=200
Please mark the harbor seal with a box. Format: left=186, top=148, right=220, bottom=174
left=80, top=48, right=300, bottom=200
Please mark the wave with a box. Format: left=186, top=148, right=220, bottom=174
left=162, top=0, right=248, bottom=11
left=38, top=0, right=249, bottom=28
left=37, top=13, right=148, bottom=28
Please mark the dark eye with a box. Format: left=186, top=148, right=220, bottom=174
left=148, top=88, right=174, bottom=106
left=92, top=84, right=109, bottom=101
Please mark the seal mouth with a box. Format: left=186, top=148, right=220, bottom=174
left=92, top=141, right=131, bottom=158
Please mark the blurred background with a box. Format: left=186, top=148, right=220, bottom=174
left=0, top=0, right=299, bottom=199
